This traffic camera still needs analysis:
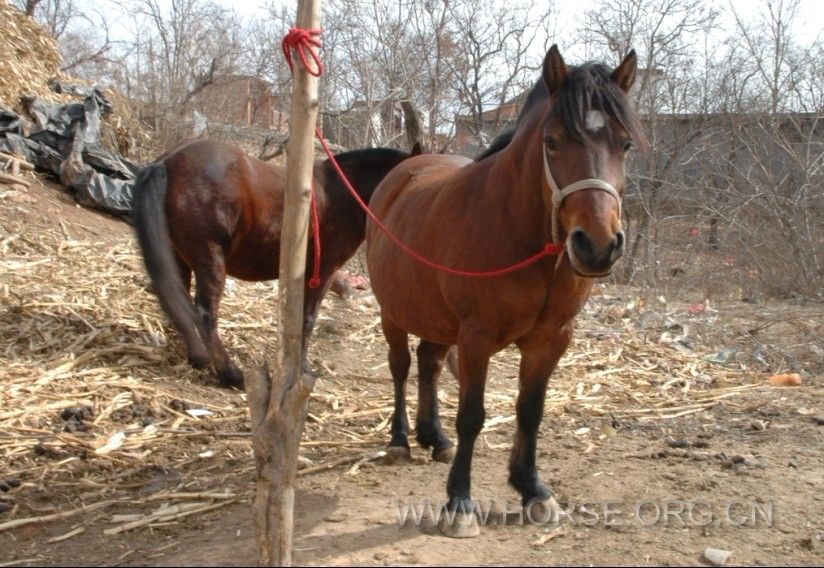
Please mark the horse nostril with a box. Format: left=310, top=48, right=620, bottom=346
left=613, top=231, right=625, bottom=253
left=607, top=231, right=625, bottom=263
left=570, top=229, right=594, bottom=257
left=570, top=229, right=625, bottom=271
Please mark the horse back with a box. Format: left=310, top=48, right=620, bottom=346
left=368, top=154, right=471, bottom=226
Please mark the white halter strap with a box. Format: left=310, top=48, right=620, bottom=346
left=543, top=147, right=622, bottom=245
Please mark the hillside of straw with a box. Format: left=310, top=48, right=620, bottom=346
left=0, top=0, right=149, bottom=159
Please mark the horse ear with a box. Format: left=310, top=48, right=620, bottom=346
left=611, top=49, right=637, bottom=93
left=410, top=142, right=423, bottom=156
left=542, top=44, right=568, bottom=95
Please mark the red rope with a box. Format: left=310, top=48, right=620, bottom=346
left=282, top=27, right=563, bottom=286
left=281, top=28, right=323, bottom=77
left=308, top=182, right=322, bottom=289
left=314, top=127, right=564, bottom=278
left=282, top=27, right=324, bottom=288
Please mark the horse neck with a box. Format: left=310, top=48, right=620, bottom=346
left=486, top=127, right=552, bottom=246
left=331, top=152, right=402, bottom=204
left=320, top=152, right=407, bottom=245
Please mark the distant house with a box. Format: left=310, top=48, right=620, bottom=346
left=193, top=75, right=288, bottom=132
left=323, top=98, right=406, bottom=149
left=453, top=91, right=528, bottom=156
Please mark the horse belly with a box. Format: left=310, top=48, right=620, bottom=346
left=372, top=268, right=458, bottom=344
left=225, top=239, right=279, bottom=281
left=367, top=223, right=458, bottom=344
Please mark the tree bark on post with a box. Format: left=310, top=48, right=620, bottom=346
left=247, top=1, right=322, bottom=566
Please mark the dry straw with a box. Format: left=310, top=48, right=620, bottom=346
left=0, top=0, right=150, bottom=159
left=0, top=182, right=778, bottom=535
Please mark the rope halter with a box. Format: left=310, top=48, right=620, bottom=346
left=543, top=146, right=622, bottom=246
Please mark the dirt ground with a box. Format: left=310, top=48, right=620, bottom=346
left=1, top=180, right=822, bottom=566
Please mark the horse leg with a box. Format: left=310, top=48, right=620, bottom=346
left=381, top=315, right=412, bottom=461
left=509, top=327, right=573, bottom=517
left=170, top=253, right=207, bottom=369
left=442, top=332, right=491, bottom=538
left=176, top=253, right=193, bottom=296
left=192, top=251, right=243, bottom=389
left=415, top=340, right=455, bottom=463
left=300, top=276, right=334, bottom=376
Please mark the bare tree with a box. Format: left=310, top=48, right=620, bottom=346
left=23, top=0, right=41, bottom=16
left=687, top=0, right=824, bottom=297
left=316, top=0, right=550, bottom=151
left=407, top=0, right=459, bottom=149
left=581, top=0, right=718, bottom=284
left=117, top=0, right=246, bottom=145
left=319, top=0, right=432, bottom=147
left=15, top=0, right=119, bottom=79
left=244, top=2, right=294, bottom=103
left=447, top=0, right=550, bottom=151
left=727, top=0, right=804, bottom=114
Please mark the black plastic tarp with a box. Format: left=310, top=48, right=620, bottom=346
left=0, top=82, right=139, bottom=217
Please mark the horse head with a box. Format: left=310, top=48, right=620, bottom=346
left=538, top=45, right=645, bottom=277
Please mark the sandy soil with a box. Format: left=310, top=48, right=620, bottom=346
left=1, top=180, right=822, bottom=566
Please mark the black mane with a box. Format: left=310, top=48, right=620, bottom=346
left=322, top=146, right=411, bottom=202
left=473, top=80, right=548, bottom=161
left=474, top=62, right=645, bottom=162
left=331, top=146, right=409, bottom=165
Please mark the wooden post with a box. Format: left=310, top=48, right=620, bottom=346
left=247, top=1, right=322, bottom=566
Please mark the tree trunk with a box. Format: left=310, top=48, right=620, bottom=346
left=249, top=1, right=322, bottom=565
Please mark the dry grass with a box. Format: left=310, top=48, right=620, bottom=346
left=0, top=0, right=67, bottom=111
left=0, top=0, right=150, bottom=160
left=0, top=180, right=805, bottom=535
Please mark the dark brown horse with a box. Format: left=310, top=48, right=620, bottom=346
left=133, top=139, right=417, bottom=388
left=366, top=45, right=645, bottom=537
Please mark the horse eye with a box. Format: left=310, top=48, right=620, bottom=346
left=545, top=137, right=560, bottom=152
left=622, top=139, right=635, bottom=153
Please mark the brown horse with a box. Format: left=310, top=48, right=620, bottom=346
left=133, top=139, right=418, bottom=388
left=366, top=45, right=645, bottom=536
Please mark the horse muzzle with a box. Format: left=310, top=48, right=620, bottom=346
left=567, top=228, right=625, bottom=277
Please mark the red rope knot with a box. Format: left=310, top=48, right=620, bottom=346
left=281, top=28, right=323, bottom=76
left=544, top=242, right=564, bottom=255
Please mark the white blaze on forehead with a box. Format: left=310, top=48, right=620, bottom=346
left=585, top=110, right=606, bottom=132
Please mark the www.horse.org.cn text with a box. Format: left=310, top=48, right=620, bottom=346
left=392, top=498, right=775, bottom=529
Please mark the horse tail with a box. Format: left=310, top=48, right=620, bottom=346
left=132, top=162, right=209, bottom=365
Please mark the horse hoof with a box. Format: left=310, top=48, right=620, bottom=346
left=439, top=511, right=480, bottom=538
left=188, top=354, right=210, bottom=369
left=432, top=445, right=456, bottom=464
left=218, top=366, right=245, bottom=390
left=524, top=496, right=561, bottom=525
left=384, top=446, right=411, bottom=464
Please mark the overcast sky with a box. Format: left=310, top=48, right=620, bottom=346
left=180, top=0, right=820, bottom=80
left=95, top=0, right=822, bottom=77
left=210, top=0, right=823, bottom=45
